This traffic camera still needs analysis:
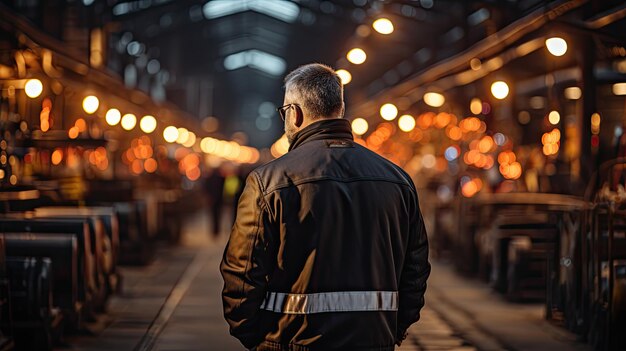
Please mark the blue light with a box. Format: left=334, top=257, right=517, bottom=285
left=224, top=50, right=286, bottom=76
left=494, top=133, right=506, bottom=146
left=444, top=146, right=459, bottom=161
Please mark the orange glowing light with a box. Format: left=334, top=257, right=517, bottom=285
left=131, top=159, right=143, bottom=174
left=175, top=147, right=190, bottom=161
left=42, top=98, right=52, bottom=110
left=446, top=126, right=462, bottom=140
left=462, top=180, right=479, bottom=197
left=478, top=136, right=494, bottom=153
left=500, top=163, right=510, bottom=176
left=508, top=162, right=522, bottom=179
left=186, top=167, right=201, bottom=181
left=144, top=158, right=157, bottom=173
left=498, top=151, right=516, bottom=165
left=417, top=112, right=435, bottom=129
left=483, top=156, right=493, bottom=169
left=183, top=153, right=201, bottom=169
left=68, top=127, right=79, bottom=139
left=96, top=158, right=109, bottom=171
left=51, top=149, right=63, bottom=165
left=434, top=113, right=451, bottom=129
left=41, top=120, right=50, bottom=132
left=90, top=151, right=98, bottom=165
left=75, top=118, right=87, bottom=132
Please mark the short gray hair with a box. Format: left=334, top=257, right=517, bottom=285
left=284, top=63, right=344, bottom=119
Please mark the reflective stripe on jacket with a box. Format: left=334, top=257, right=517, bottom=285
left=221, top=118, right=430, bottom=351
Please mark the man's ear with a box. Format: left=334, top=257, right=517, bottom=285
left=295, top=105, right=304, bottom=127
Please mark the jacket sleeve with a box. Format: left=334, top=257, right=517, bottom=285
left=397, top=191, right=431, bottom=341
left=220, top=172, right=273, bottom=349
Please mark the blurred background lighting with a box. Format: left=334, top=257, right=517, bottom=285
left=347, top=48, right=367, bottom=64
left=372, top=18, right=394, bottom=35
left=336, top=69, right=352, bottom=85
left=163, top=126, right=179, bottom=143
left=176, top=127, right=190, bottom=144
left=183, top=132, right=197, bottom=148
left=546, top=37, right=568, bottom=56
left=351, top=118, right=368, bottom=135
left=398, top=114, right=416, bottom=132
left=140, top=115, right=157, bottom=133
left=121, top=113, right=137, bottom=130
left=423, top=92, right=445, bottom=107
left=25, top=79, right=43, bottom=98
left=591, top=112, right=601, bottom=134
left=548, top=110, right=560, bottom=125
left=564, top=87, right=582, bottom=100
left=82, top=95, right=99, bottom=114
left=491, top=81, right=509, bottom=99
left=444, top=146, right=459, bottom=161
left=494, top=133, right=506, bottom=146
left=613, top=83, right=626, bottom=95
left=470, top=98, right=482, bottom=115
left=105, top=108, right=121, bottom=125
left=380, top=103, right=398, bottom=121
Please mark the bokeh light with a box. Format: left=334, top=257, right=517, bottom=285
left=373, top=18, right=394, bottom=35
left=491, top=81, right=509, bottom=99
left=82, top=95, right=99, bottom=114
left=25, top=79, right=43, bottom=98
left=106, top=108, right=121, bottom=126
left=546, top=37, right=567, bottom=56
left=380, top=103, right=398, bottom=121
left=347, top=48, right=367, bottom=64
left=351, top=118, right=369, bottom=135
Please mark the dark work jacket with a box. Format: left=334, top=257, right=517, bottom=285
left=220, top=118, right=430, bottom=351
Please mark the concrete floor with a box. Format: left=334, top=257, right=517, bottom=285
left=65, top=209, right=591, bottom=351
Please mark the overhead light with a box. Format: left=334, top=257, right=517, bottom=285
left=105, top=108, right=121, bottom=125
left=398, top=114, right=416, bottom=132
left=468, top=8, right=489, bottom=26
left=121, top=113, right=137, bottom=130
left=423, top=92, right=445, bottom=107
left=347, top=48, right=367, bottom=65
left=564, top=87, right=581, bottom=100
left=380, top=103, right=398, bottom=121
left=470, top=98, right=482, bottom=114
left=25, top=79, right=43, bottom=98
left=163, top=126, right=179, bottom=143
left=491, top=81, right=509, bottom=99
left=224, top=49, right=286, bottom=76
left=183, top=132, right=196, bottom=147
left=176, top=127, right=189, bottom=144
left=613, top=83, right=626, bottom=95
left=140, top=115, right=157, bottom=133
left=546, top=37, right=567, bottom=57
left=373, top=18, right=394, bottom=35
left=351, top=118, right=368, bottom=135
left=336, top=69, right=352, bottom=85
left=201, top=137, right=217, bottom=154
left=82, top=95, right=99, bottom=114
left=548, top=110, right=560, bottom=125
left=203, top=0, right=300, bottom=23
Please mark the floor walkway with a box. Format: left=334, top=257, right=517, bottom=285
left=66, top=210, right=590, bottom=351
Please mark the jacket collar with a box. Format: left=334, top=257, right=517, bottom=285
left=288, top=118, right=354, bottom=152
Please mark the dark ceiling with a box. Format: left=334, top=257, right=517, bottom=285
left=3, top=0, right=625, bottom=148
left=105, top=0, right=560, bottom=147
